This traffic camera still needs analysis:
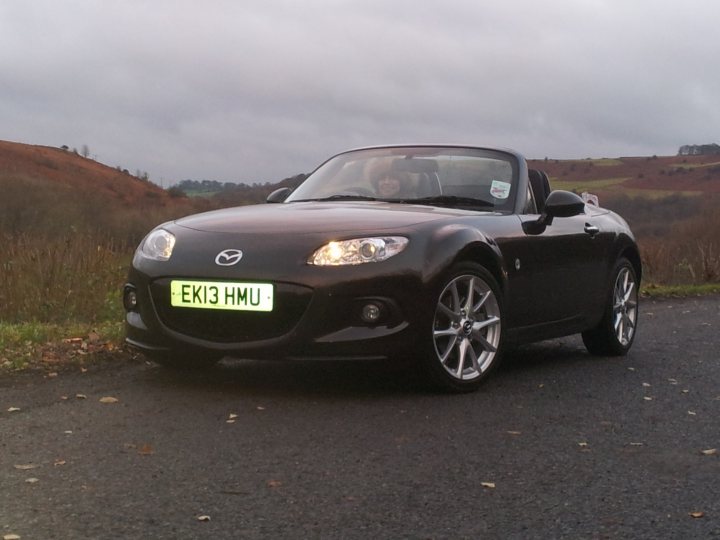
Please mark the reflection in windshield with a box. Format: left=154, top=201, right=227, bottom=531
left=287, top=147, right=518, bottom=212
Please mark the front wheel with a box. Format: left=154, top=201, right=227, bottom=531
left=582, top=258, right=639, bottom=356
left=420, top=263, right=503, bottom=393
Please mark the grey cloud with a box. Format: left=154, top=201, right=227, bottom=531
left=1, top=0, right=719, bottom=183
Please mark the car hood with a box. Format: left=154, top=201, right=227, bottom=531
left=174, top=201, right=485, bottom=235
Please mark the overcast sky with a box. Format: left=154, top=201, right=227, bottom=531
left=2, top=1, right=719, bottom=185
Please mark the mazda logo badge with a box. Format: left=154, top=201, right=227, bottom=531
left=215, top=249, right=244, bottom=266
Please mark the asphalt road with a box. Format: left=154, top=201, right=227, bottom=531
left=1, top=295, right=719, bottom=539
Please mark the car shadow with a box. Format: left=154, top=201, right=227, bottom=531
left=137, top=336, right=596, bottom=398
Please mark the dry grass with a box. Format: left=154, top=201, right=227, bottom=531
left=0, top=232, right=131, bottom=323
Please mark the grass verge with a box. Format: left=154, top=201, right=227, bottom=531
left=0, top=320, right=128, bottom=373
left=640, top=282, right=720, bottom=298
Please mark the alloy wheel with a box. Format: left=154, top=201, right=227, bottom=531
left=613, top=266, right=638, bottom=346
left=432, top=273, right=501, bottom=380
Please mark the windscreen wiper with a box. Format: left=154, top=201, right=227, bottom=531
left=295, top=194, right=378, bottom=202
left=410, top=195, right=494, bottom=208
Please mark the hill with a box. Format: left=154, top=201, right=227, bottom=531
left=0, top=139, right=204, bottom=243
left=0, top=139, right=174, bottom=205
left=528, top=154, right=720, bottom=198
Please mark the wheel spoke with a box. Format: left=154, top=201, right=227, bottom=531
left=473, top=316, right=499, bottom=332
left=467, top=340, right=480, bottom=374
left=434, top=327, right=459, bottom=338
left=438, top=335, right=458, bottom=364
left=437, top=302, right=457, bottom=321
left=472, top=290, right=490, bottom=315
left=450, top=282, right=461, bottom=313
left=464, top=277, right=475, bottom=313
left=623, top=281, right=635, bottom=303
left=455, top=338, right=469, bottom=378
left=616, top=317, right=625, bottom=341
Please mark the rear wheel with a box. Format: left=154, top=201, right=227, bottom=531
left=421, top=263, right=503, bottom=393
left=582, top=258, right=639, bottom=356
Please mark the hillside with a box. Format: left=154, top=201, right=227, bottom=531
left=0, top=139, right=206, bottom=243
left=0, top=139, right=171, bottom=206
left=528, top=154, right=720, bottom=197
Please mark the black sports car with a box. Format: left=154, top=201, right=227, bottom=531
left=124, top=145, right=640, bottom=392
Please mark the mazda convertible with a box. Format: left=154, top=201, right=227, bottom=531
left=124, top=145, right=640, bottom=392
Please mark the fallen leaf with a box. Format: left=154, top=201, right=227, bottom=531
left=54, top=460, right=66, bottom=466
left=7, top=407, right=21, bottom=413
left=75, top=394, right=87, bottom=400
left=700, top=448, right=717, bottom=456
left=481, top=482, right=496, bottom=489
left=689, top=511, right=704, bottom=518
left=99, top=397, right=119, bottom=404
left=14, top=464, right=38, bottom=470
left=267, top=479, right=282, bottom=488
left=138, top=444, right=155, bottom=456
left=197, top=515, right=211, bottom=522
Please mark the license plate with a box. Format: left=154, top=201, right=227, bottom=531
left=170, top=280, right=274, bottom=312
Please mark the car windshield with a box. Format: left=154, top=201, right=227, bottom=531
left=286, top=146, right=519, bottom=212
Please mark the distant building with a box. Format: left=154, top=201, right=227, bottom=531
left=678, top=143, right=720, bottom=156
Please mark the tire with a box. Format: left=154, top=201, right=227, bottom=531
left=147, top=350, right=221, bottom=370
left=420, top=262, right=504, bottom=393
left=582, top=257, right=639, bottom=356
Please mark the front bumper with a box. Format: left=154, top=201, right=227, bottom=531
left=124, top=267, right=426, bottom=361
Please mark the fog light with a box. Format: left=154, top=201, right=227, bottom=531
left=361, top=303, right=382, bottom=323
left=123, top=286, right=138, bottom=311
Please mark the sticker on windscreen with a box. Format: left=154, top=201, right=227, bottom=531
left=490, top=180, right=511, bottom=199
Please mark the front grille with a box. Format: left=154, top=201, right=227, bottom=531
left=150, top=279, right=313, bottom=342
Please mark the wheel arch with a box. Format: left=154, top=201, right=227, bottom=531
left=452, top=242, right=507, bottom=296
left=422, top=225, right=508, bottom=300
left=617, top=238, right=642, bottom=284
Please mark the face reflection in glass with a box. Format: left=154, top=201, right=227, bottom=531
left=377, top=175, right=401, bottom=197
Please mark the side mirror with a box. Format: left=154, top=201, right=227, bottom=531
left=543, top=190, right=585, bottom=220
left=266, top=187, right=292, bottom=203
left=524, top=190, right=585, bottom=234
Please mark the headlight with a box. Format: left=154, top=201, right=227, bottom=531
left=140, top=229, right=176, bottom=261
left=309, top=237, right=408, bottom=266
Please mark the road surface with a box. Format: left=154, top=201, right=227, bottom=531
left=1, top=295, right=719, bottom=539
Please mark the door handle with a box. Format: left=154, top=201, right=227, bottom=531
left=584, top=223, right=600, bottom=237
